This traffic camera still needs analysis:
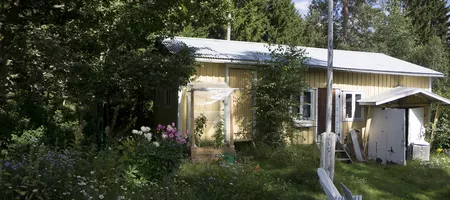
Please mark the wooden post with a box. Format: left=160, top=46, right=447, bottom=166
left=321, top=0, right=335, bottom=181
left=320, top=132, right=336, bottom=180
left=190, top=90, right=195, bottom=155
left=430, top=103, right=441, bottom=149
left=363, top=106, right=372, bottom=155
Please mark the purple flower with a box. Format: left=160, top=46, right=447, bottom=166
left=181, top=139, right=186, bottom=144
left=169, top=133, right=174, bottom=138
left=171, top=122, right=175, bottom=127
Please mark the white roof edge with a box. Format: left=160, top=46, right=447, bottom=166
left=358, top=87, right=450, bottom=105
left=195, top=57, right=445, bottom=77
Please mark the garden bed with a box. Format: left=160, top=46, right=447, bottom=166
left=191, top=146, right=235, bottom=163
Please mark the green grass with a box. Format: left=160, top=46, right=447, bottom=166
left=177, top=145, right=450, bottom=200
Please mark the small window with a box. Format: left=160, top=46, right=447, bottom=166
left=343, top=92, right=363, bottom=121
left=292, top=90, right=314, bottom=121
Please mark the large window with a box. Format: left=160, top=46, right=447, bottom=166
left=343, top=92, right=363, bottom=121
left=292, top=90, right=315, bottom=121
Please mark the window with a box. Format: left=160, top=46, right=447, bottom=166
left=292, top=90, right=314, bottom=121
left=343, top=92, right=363, bottom=121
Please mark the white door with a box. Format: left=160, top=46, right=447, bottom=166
left=368, top=108, right=406, bottom=165
left=368, top=108, right=387, bottom=162
left=408, top=108, right=425, bottom=145
left=385, top=109, right=406, bottom=165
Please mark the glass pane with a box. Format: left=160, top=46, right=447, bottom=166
left=302, top=105, right=311, bottom=118
left=355, top=94, right=362, bottom=118
left=345, top=94, right=352, bottom=118
left=303, top=91, right=311, bottom=104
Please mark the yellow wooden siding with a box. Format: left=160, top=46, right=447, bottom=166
left=308, top=69, right=429, bottom=96
left=229, top=68, right=254, bottom=140
left=194, top=63, right=226, bottom=82
left=307, top=69, right=430, bottom=143
left=288, top=127, right=315, bottom=145
left=183, top=65, right=432, bottom=145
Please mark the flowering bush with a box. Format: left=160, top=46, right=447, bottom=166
left=125, top=123, right=188, bottom=181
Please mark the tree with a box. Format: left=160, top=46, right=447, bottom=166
left=253, top=45, right=308, bottom=146
left=0, top=0, right=226, bottom=146
left=404, top=0, right=450, bottom=43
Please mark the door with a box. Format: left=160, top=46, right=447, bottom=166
left=408, top=107, right=425, bottom=146
left=385, top=109, right=406, bottom=165
left=368, top=108, right=406, bottom=165
left=229, top=69, right=254, bottom=141
left=317, top=88, right=336, bottom=137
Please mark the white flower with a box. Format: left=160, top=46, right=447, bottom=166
left=144, top=133, right=152, bottom=141
left=137, top=131, right=143, bottom=135
left=99, top=194, right=104, bottom=199
left=153, top=141, right=160, bottom=147
left=118, top=196, right=125, bottom=200
left=132, top=129, right=138, bottom=134
left=32, top=189, right=38, bottom=193
left=90, top=171, right=95, bottom=175
left=162, top=134, right=168, bottom=139
left=141, top=126, right=151, bottom=132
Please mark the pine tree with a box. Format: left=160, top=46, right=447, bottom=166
left=404, top=0, right=450, bottom=43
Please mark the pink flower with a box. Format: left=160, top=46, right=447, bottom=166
left=157, top=124, right=164, bottom=131
left=169, top=133, right=174, bottom=138
left=181, top=139, right=186, bottom=144
left=171, top=122, right=175, bottom=127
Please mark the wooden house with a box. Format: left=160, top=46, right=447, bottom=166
left=161, top=37, right=450, bottom=164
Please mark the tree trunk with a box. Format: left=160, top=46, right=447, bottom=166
left=342, top=0, right=349, bottom=43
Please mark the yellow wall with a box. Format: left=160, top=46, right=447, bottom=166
left=308, top=69, right=430, bottom=142
left=182, top=64, right=431, bottom=145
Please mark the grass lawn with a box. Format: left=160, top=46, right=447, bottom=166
left=177, top=144, right=450, bottom=200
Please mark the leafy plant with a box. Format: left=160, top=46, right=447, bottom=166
left=194, top=113, right=207, bottom=147
left=253, top=45, right=308, bottom=146
left=213, top=115, right=226, bottom=148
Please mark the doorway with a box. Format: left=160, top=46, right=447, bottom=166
left=317, top=88, right=336, bottom=137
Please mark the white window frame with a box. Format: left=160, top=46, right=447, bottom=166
left=342, top=91, right=364, bottom=121
left=293, top=89, right=316, bottom=127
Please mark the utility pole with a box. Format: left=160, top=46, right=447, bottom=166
left=320, top=0, right=336, bottom=181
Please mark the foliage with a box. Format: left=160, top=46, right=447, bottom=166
left=253, top=45, right=308, bottom=146
left=213, top=115, right=226, bottom=148
left=404, top=0, right=450, bottom=43
left=0, top=0, right=232, bottom=147
left=194, top=113, right=207, bottom=147
left=126, top=123, right=187, bottom=181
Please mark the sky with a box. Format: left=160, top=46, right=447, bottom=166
left=292, top=0, right=450, bottom=17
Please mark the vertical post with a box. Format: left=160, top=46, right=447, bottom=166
left=430, top=103, right=441, bottom=149
left=321, top=0, right=335, bottom=181
left=325, top=0, right=334, bottom=134
left=320, top=132, right=336, bottom=180
left=190, top=90, right=195, bottom=152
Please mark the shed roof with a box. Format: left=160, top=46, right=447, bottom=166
left=357, top=87, right=450, bottom=106
left=162, top=37, right=445, bottom=77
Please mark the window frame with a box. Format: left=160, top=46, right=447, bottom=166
left=342, top=91, right=364, bottom=122
left=292, top=89, right=316, bottom=126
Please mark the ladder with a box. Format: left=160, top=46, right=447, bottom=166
left=335, top=141, right=352, bottom=163
left=316, top=140, right=353, bottom=163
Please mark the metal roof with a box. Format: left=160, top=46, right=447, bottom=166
left=162, top=37, right=445, bottom=77
left=358, top=87, right=450, bottom=106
